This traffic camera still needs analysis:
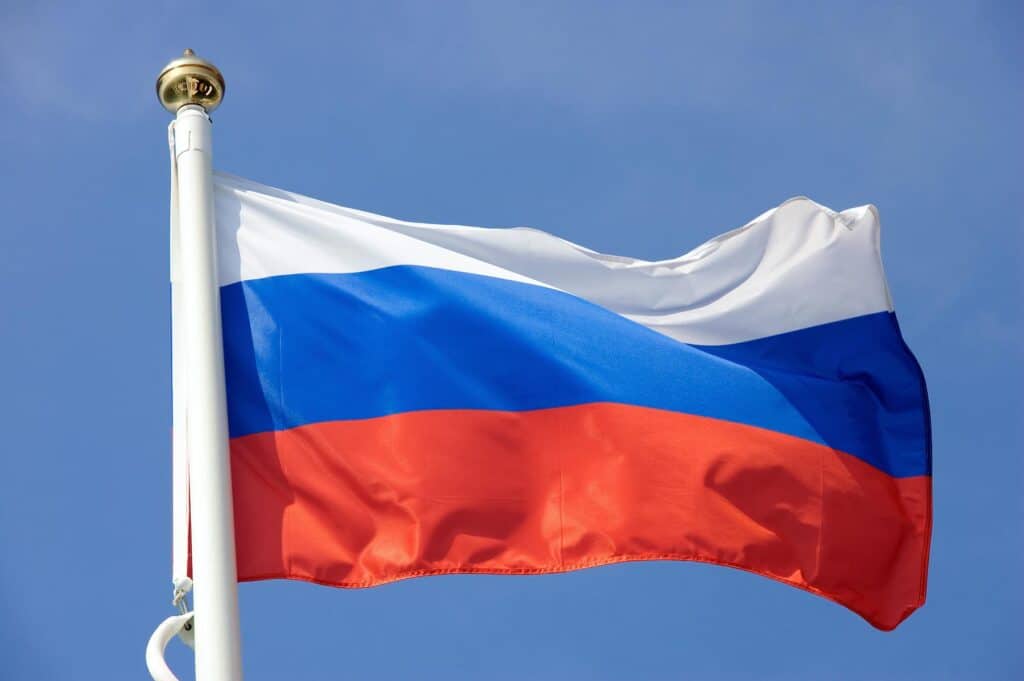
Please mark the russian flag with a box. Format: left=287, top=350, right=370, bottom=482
left=210, top=173, right=931, bottom=630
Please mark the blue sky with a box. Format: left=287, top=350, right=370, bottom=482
left=0, top=2, right=1021, bottom=679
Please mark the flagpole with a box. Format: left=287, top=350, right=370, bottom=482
left=157, top=50, right=242, bottom=681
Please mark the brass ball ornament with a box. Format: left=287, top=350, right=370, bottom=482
left=156, top=49, right=225, bottom=113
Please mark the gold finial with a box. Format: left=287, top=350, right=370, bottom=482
left=156, top=49, right=225, bottom=113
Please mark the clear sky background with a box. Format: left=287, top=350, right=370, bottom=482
left=1, top=2, right=1021, bottom=679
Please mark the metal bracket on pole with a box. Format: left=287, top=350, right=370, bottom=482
left=146, top=612, right=195, bottom=681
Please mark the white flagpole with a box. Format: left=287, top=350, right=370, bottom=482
left=157, top=50, right=242, bottom=681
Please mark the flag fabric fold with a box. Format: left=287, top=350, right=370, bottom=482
left=207, top=172, right=931, bottom=630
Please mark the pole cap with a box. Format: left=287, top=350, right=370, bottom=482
left=156, top=49, right=225, bottom=113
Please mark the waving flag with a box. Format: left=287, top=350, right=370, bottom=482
left=209, top=173, right=930, bottom=630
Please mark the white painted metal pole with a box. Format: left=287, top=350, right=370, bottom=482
left=156, top=50, right=240, bottom=681
left=172, top=103, right=243, bottom=681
